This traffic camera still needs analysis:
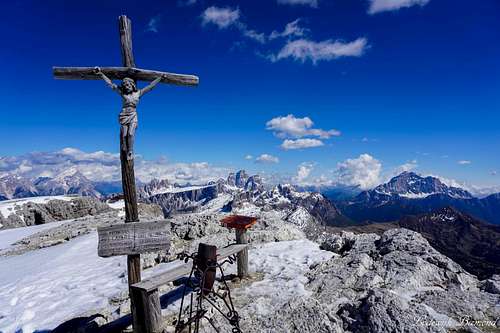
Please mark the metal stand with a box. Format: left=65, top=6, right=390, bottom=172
left=175, top=244, right=242, bottom=333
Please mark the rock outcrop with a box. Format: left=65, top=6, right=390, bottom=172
left=191, top=229, right=499, bottom=332
left=0, top=197, right=111, bottom=229
left=299, top=229, right=499, bottom=332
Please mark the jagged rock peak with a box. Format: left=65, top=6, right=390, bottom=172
left=227, top=172, right=236, bottom=186
left=139, top=178, right=171, bottom=197
left=235, top=170, right=249, bottom=188
left=244, top=175, right=263, bottom=192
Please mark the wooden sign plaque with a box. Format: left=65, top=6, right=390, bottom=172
left=97, top=221, right=170, bottom=258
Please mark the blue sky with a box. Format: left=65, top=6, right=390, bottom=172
left=1, top=0, right=499, bottom=189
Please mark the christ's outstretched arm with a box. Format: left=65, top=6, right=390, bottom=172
left=94, top=67, right=120, bottom=94
left=140, top=75, right=164, bottom=96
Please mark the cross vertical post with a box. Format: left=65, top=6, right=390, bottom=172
left=117, top=15, right=143, bottom=333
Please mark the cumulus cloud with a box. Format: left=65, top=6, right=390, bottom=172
left=266, top=114, right=340, bottom=139
left=201, top=6, right=240, bottom=29
left=458, top=160, right=472, bottom=165
left=428, top=174, right=500, bottom=198
left=277, top=0, right=319, bottom=7
left=335, top=154, right=382, bottom=190
left=269, top=37, right=368, bottom=64
left=0, top=148, right=229, bottom=185
left=266, top=114, right=340, bottom=150
left=368, top=0, right=430, bottom=14
left=393, top=160, right=418, bottom=175
left=244, top=155, right=253, bottom=160
left=293, top=162, right=314, bottom=184
left=281, top=138, right=324, bottom=150
left=255, top=154, right=280, bottom=164
left=269, top=19, right=308, bottom=40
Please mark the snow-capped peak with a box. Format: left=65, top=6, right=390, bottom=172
left=373, top=172, right=473, bottom=199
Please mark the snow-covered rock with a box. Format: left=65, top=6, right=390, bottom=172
left=33, top=169, right=101, bottom=198
left=0, top=196, right=111, bottom=229
left=300, top=229, right=500, bottom=333
left=228, top=183, right=342, bottom=226
left=146, top=185, right=218, bottom=216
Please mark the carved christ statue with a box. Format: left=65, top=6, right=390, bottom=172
left=94, top=67, right=164, bottom=160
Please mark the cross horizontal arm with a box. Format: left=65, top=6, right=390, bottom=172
left=53, top=66, right=199, bottom=86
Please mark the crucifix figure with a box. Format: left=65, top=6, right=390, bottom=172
left=93, top=67, right=165, bottom=160
left=53, top=15, right=199, bottom=331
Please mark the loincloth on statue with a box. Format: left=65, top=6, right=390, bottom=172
left=119, top=107, right=138, bottom=126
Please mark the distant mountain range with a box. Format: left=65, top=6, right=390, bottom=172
left=2, top=167, right=500, bottom=226
left=2, top=166, right=499, bottom=279
left=337, top=171, right=500, bottom=225
left=0, top=169, right=101, bottom=200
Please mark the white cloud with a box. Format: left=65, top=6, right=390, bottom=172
left=393, top=160, right=418, bottom=174
left=368, top=0, right=430, bottom=14
left=267, top=114, right=339, bottom=150
left=266, top=114, right=340, bottom=139
left=0, top=148, right=229, bottom=185
left=270, top=37, right=368, bottom=64
left=429, top=174, right=500, bottom=198
left=293, top=162, right=314, bottom=184
left=201, top=6, right=240, bottom=29
left=201, top=6, right=266, bottom=44
left=146, top=15, right=161, bottom=33
left=255, top=154, right=279, bottom=164
left=458, top=160, right=472, bottom=165
left=242, top=28, right=266, bottom=43
left=281, top=138, right=324, bottom=150
left=244, top=155, right=253, bottom=160
left=277, top=0, right=319, bottom=7
left=269, top=19, right=308, bottom=40
left=335, top=154, right=382, bottom=190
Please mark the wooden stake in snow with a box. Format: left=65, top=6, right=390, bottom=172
left=52, top=15, right=198, bottom=332
left=221, top=215, right=258, bottom=278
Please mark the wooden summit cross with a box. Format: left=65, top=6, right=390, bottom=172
left=53, top=15, right=198, bottom=331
